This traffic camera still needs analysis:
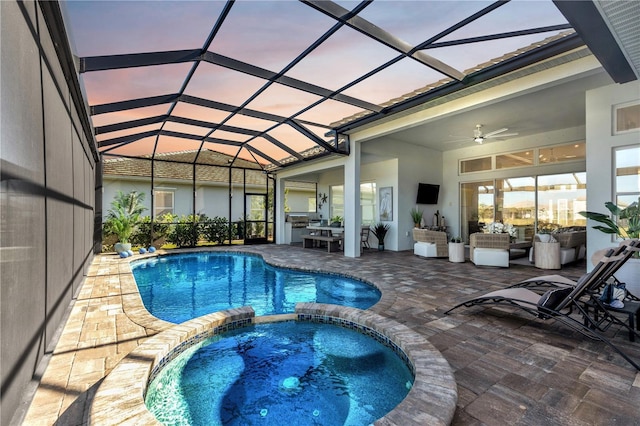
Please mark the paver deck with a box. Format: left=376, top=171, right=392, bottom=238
left=20, top=245, right=640, bottom=425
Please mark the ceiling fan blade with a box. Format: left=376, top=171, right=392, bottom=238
left=483, top=127, right=509, bottom=137
left=444, top=137, right=471, bottom=144
left=486, top=132, right=518, bottom=139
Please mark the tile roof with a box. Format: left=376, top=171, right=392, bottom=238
left=103, top=149, right=268, bottom=185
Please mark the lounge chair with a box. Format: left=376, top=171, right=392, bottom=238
left=510, top=241, right=640, bottom=296
left=444, top=247, right=640, bottom=370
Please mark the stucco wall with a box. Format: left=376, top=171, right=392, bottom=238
left=0, top=2, right=98, bottom=424
left=585, top=81, right=640, bottom=264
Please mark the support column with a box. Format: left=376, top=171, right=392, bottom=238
left=275, top=176, right=287, bottom=244
left=344, top=139, right=361, bottom=258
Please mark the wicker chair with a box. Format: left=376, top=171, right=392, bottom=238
left=412, top=228, right=448, bottom=257
left=469, top=232, right=510, bottom=267
left=529, top=230, right=586, bottom=265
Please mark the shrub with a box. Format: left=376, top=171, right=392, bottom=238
left=131, top=214, right=174, bottom=248
left=202, top=216, right=232, bottom=244
left=167, top=214, right=204, bottom=247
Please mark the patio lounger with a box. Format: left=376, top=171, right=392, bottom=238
left=509, top=241, right=639, bottom=295
left=445, top=247, right=640, bottom=370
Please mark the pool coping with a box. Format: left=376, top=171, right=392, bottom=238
left=89, top=304, right=457, bottom=426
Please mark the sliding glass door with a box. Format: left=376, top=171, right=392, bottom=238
left=497, top=177, right=535, bottom=242
left=537, top=173, right=587, bottom=229
left=461, top=173, right=586, bottom=242
left=461, top=181, right=494, bottom=242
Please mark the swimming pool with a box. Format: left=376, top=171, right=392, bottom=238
left=131, top=252, right=381, bottom=323
left=145, top=320, right=414, bottom=425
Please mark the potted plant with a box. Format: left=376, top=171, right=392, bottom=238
left=371, top=222, right=390, bottom=251
left=579, top=199, right=639, bottom=239
left=536, top=222, right=558, bottom=243
left=105, top=190, right=146, bottom=253
left=580, top=198, right=640, bottom=294
left=330, top=215, right=343, bottom=227
left=410, top=208, right=423, bottom=228
left=449, top=237, right=465, bottom=263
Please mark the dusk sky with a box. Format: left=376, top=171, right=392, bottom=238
left=61, top=0, right=571, bottom=163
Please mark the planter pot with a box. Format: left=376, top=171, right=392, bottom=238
left=378, top=244, right=385, bottom=251
left=448, top=243, right=465, bottom=263
left=616, top=257, right=640, bottom=297
left=114, top=242, right=131, bottom=253
left=537, top=233, right=552, bottom=243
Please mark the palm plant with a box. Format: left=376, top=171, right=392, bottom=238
left=579, top=198, right=640, bottom=239
left=105, top=191, right=146, bottom=244
left=371, top=222, right=391, bottom=250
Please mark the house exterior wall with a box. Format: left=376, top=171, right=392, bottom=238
left=0, top=2, right=97, bottom=424
left=585, top=81, right=640, bottom=264
left=103, top=177, right=311, bottom=223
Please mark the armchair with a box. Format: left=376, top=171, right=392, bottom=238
left=412, top=229, right=448, bottom=258
left=469, top=232, right=510, bottom=267
left=528, top=229, right=586, bottom=265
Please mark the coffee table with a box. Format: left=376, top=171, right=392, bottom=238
left=509, top=241, right=532, bottom=259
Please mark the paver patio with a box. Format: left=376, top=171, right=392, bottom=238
left=21, top=245, right=640, bottom=425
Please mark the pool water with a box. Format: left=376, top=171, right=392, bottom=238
left=145, top=321, right=414, bottom=426
left=131, top=253, right=381, bottom=323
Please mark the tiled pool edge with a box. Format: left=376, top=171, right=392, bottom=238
left=89, top=303, right=457, bottom=426
left=296, top=303, right=457, bottom=426
left=88, top=306, right=256, bottom=425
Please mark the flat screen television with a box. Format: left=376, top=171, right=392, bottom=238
left=416, top=183, right=440, bottom=204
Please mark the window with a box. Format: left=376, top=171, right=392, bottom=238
left=330, top=185, right=344, bottom=220
left=461, top=181, right=494, bottom=240
left=460, top=156, right=491, bottom=173
left=460, top=142, right=585, bottom=173
left=330, top=182, right=377, bottom=223
left=537, top=172, right=586, bottom=228
left=496, top=151, right=533, bottom=169
left=614, top=101, right=640, bottom=134
left=154, top=190, right=174, bottom=217
left=461, top=173, right=587, bottom=241
left=539, top=142, right=585, bottom=164
left=615, top=145, right=640, bottom=215
left=360, top=182, right=376, bottom=225
left=497, top=177, right=535, bottom=240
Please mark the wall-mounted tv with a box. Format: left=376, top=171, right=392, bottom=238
left=416, top=183, right=440, bottom=204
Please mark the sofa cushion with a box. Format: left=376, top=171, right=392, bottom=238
left=473, top=247, right=509, bottom=267
left=414, top=242, right=438, bottom=258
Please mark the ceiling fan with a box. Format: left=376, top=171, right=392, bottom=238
left=470, top=124, right=518, bottom=144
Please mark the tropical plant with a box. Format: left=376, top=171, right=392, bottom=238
left=330, top=215, right=343, bottom=224
left=410, top=208, right=423, bottom=227
left=579, top=198, right=640, bottom=239
left=104, top=191, right=146, bottom=244
left=371, top=222, right=390, bottom=246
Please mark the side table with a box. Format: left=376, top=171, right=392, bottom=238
left=448, top=242, right=465, bottom=263
left=534, top=241, right=560, bottom=269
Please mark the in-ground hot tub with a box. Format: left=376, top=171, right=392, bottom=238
left=89, top=305, right=457, bottom=425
